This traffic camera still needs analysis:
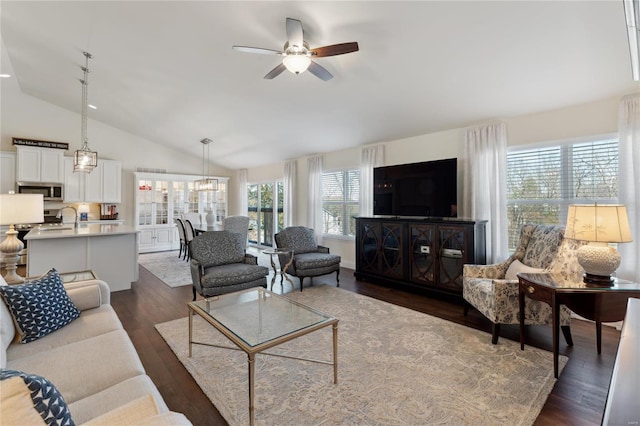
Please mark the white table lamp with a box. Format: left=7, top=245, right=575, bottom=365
left=565, top=204, right=633, bottom=286
left=0, top=193, right=44, bottom=283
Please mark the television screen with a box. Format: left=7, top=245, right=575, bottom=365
left=373, top=158, right=457, bottom=217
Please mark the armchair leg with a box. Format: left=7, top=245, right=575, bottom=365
left=463, top=303, right=470, bottom=317
left=299, top=277, right=305, bottom=291
left=192, top=285, right=196, bottom=301
left=336, top=269, right=340, bottom=287
left=491, top=323, right=501, bottom=344
left=561, top=325, right=573, bottom=347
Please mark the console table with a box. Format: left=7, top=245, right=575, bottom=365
left=517, top=272, right=640, bottom=378
left=354, top=217, right=486, bottom=296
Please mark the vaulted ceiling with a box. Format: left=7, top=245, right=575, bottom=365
left=1, top=1, right=637, bottom=169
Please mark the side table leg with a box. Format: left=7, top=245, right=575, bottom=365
left=188, top=308, right=193, bottom=358
left=333, top=323, right=339, bottom=384
left=552, top=297, right=560, bottom=379
left=269, top=254, right=277, bottom=291
left=248, top=353, right=255, bottom=426
left=519, top=285, right=525, bottom=350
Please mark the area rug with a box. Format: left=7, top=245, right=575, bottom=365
left=138, top=250, right=192, bottom=287
left=155, top=285, right=566, bottom=425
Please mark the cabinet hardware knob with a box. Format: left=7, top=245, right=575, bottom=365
left=527, top=286, right=535, bottom=294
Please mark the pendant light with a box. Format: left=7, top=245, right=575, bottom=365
left=194, top=138, right=218, bottom=192
left=74, top=51, right=98, bottom=173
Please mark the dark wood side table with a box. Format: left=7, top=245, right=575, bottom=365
left=518, top=272, right=640, bottom=378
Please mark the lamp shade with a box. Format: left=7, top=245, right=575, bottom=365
left=0, top=194, right=44, bottom=225
left=565, top=204, right=632, bottom=243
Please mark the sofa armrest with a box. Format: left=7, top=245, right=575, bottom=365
left=317, top=245, right=330, bottom=254
left=243, top=254, right=258, bottom=265
left=64, top=279, right=110, bottom=310
left=463, top=257, right=515, bottom=280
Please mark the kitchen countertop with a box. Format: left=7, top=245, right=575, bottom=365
left=25, top=223, right=138, bottom=240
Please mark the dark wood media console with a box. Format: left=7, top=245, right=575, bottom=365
left=355, top=217, right=487, bottom=296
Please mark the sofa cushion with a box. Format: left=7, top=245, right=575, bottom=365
left=68, top=375, right=169, bottom=425
left=201, top=263, right=269, bottom=287
left=0, top=368, right=75, bottom=425
left=294, top=252, right=341, bottom=270
left=6, top=305, right=122, bottom=362
left=504, top=259, right=545, bottom=280
left=0, top=269, right=80, bottom=343
left=7, top=330, right=146, bottom=404
left=81, top=394, right=159, bottom=426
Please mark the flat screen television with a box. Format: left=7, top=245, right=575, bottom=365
left=373, top=158, right=457, bottom=217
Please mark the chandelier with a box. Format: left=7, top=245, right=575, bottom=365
left=74, top=51, right=98, bottom=173
left=194, top=138, right=218, bottom=192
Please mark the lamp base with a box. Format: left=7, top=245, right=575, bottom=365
left=1, top=226, right=25, bottom=284
left=583, top=273, right=615, bottom=287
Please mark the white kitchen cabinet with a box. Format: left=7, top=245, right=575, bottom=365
left=63, top=158, right=121, bottom=203
left=0, top=152, right=16, bottom=194
left=134, top=172, right=228, bottom=253
left=16, top=146, right=64, bottom=183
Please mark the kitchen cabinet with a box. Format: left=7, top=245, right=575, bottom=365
left=16, top=146, right=64, bottom=183
left=134, top=172, right=228, bottom=253
left=0, top=152, right=16, bottom=193
left=355, top=217, right=487, bottom=296
left=63, top=158, right=121, bottom=203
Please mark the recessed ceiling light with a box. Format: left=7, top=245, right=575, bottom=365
left=88, top=104, right=97, bottom=110
left=0, top=74, right=11, bottom=78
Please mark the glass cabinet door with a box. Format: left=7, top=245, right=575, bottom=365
left=154, top=180, right=169, bottom=225
left=172, top=181, right=187, bottom=219
left=137, top=180, right=153, bottom=226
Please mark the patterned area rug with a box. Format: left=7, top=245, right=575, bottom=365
left=139, top=249, right=273, bottom=288
left=155, top=285, right=566, bottom=425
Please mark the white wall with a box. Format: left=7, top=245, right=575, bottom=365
left=251, top=96, right=623, bottom=269
left=1, top=76, right=234, bottom=226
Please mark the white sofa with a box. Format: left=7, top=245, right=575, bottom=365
left=0, top=274, right=191, bottom=425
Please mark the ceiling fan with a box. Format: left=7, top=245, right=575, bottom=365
left=232, top=18, right=359, bottom=81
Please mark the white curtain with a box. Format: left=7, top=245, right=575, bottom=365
left=617, top=94, right=640, bottom=282
left=360, top=144, right=385, bottom=217
left=283, top=160, right=296, bottom=227
left=307, top=155, right=323, bottom=242
left=463, top=122, right=508, bottom=263
left=238, top=168, right=248, bottom=215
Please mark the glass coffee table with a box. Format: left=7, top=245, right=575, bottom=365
left=187, top=287, right=339, bottom=426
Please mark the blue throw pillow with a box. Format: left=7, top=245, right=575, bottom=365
left=0, top=268, right=80, bottom=343
left=1, top=368, right=75, bottom=425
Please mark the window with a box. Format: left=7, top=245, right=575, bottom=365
left=247, top=181, right=283, bottom=247
left=322, top=170, right=360, bottom=236
left=506, top=138, right=618, bottom=251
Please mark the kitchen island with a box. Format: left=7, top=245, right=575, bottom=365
left=25, top=224, right=139, bottom=292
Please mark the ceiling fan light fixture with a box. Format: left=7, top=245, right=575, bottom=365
left=283, top=54, right=311, bottom=74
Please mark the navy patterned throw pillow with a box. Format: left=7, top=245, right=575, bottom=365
left=0, top=268, right=80, bottom=343
left=1, top=369, right=75, bottom=425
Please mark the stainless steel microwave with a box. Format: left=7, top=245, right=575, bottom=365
left=16, top=182, right=64, bottom=201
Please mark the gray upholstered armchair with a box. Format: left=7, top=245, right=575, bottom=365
left=463, top=224, right=586, bottom=344
left=274, top=226, right=341, bottom=291
left=189, top=231, right=269, bottom=300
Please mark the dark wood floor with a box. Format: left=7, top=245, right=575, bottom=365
left=107, top=265, right=621, bottom=426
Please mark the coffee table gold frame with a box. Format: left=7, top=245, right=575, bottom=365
left=188, top=289, right=338, bottom=426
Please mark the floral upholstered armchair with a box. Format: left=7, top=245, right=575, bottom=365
left=463, top=224, right=586, bottom=344
left=189, top=231, right=269, bottom=300
left=274, top=226, right=341, bottom=291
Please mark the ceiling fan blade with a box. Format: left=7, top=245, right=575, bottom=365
left=310, top=42, right=359, bottom=57
left=232, top=45, right=282, bottom=55
left=286, top=18, right=304, bottom=48
left=307, top=61, right=333, bottom=81
left=264, top=63, right=287, bottom=79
